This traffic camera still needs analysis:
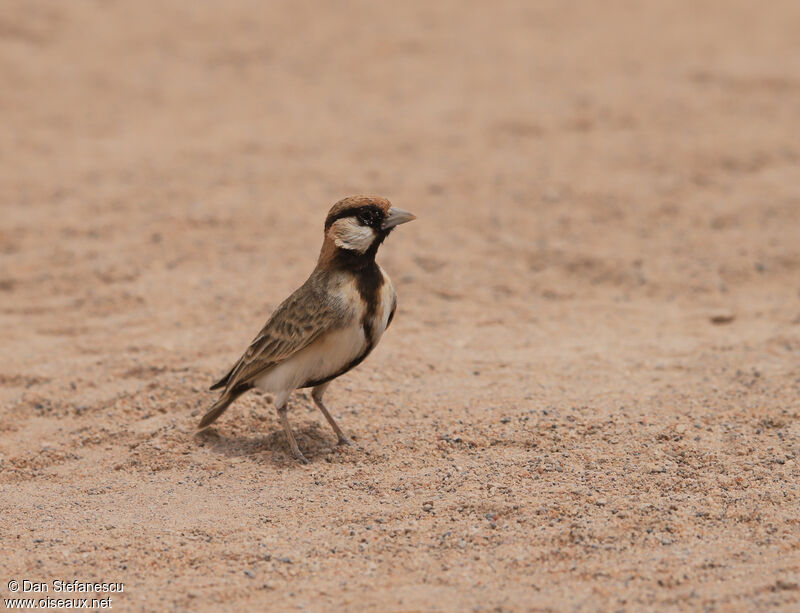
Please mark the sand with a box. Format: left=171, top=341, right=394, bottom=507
left=1, top=1, right=799, bottom=611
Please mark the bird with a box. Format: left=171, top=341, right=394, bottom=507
left=198, top=195, right=416, bottom=463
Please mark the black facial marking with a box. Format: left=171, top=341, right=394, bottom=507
left=325, top=205, right=385, bottom=230
left=356, top=206, right=383, bottom=228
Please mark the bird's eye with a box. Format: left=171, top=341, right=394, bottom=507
left=357, top=208, right=379, bottom=226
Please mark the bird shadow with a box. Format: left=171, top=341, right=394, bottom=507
left=194, top=420, right=356, bottom=466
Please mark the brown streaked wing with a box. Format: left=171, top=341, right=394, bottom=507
left=215, top=278, right=345, bottom=391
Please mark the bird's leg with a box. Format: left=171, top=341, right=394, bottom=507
left=312, top=383, right=352, bottom=446
left=276, top=402, right=308, bottom=464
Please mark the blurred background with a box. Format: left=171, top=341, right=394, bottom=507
left=2, top=1, right=800, bottom=610
left=3, top=1, right=800, bottom=317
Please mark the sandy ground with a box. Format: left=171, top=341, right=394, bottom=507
left=2, top=1, right=800, bottom=611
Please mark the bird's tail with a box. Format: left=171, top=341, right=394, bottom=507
left=198, top=385, right=249, bottom=430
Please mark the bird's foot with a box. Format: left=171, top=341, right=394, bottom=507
left=290, top=449, right=309, bottom=464
left=337, top=436, right=353, bottom=447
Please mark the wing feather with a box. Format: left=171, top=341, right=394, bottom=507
left=211, top=275, right=346, bottom=391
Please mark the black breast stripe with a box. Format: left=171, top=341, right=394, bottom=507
left=386, top=294, right=397, bottom=329
left=356, top=261, right=384, bottom=343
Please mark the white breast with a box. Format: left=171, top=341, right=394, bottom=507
left=254, top=323, right=367, bottom=395
left=370, top=266, right=396, bottom=344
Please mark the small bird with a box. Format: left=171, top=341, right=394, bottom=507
left=199, top=196, right=416, bottom=463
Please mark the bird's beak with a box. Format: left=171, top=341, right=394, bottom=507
left=382, top=207, right=416, bottom=230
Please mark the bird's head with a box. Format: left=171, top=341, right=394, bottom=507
left=319, top=196, right=415, bottom=267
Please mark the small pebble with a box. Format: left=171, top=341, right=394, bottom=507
left=710, top=311, right=735, bottom=325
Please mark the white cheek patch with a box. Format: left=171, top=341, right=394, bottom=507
left=332, top=217, right=376, bottom=253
